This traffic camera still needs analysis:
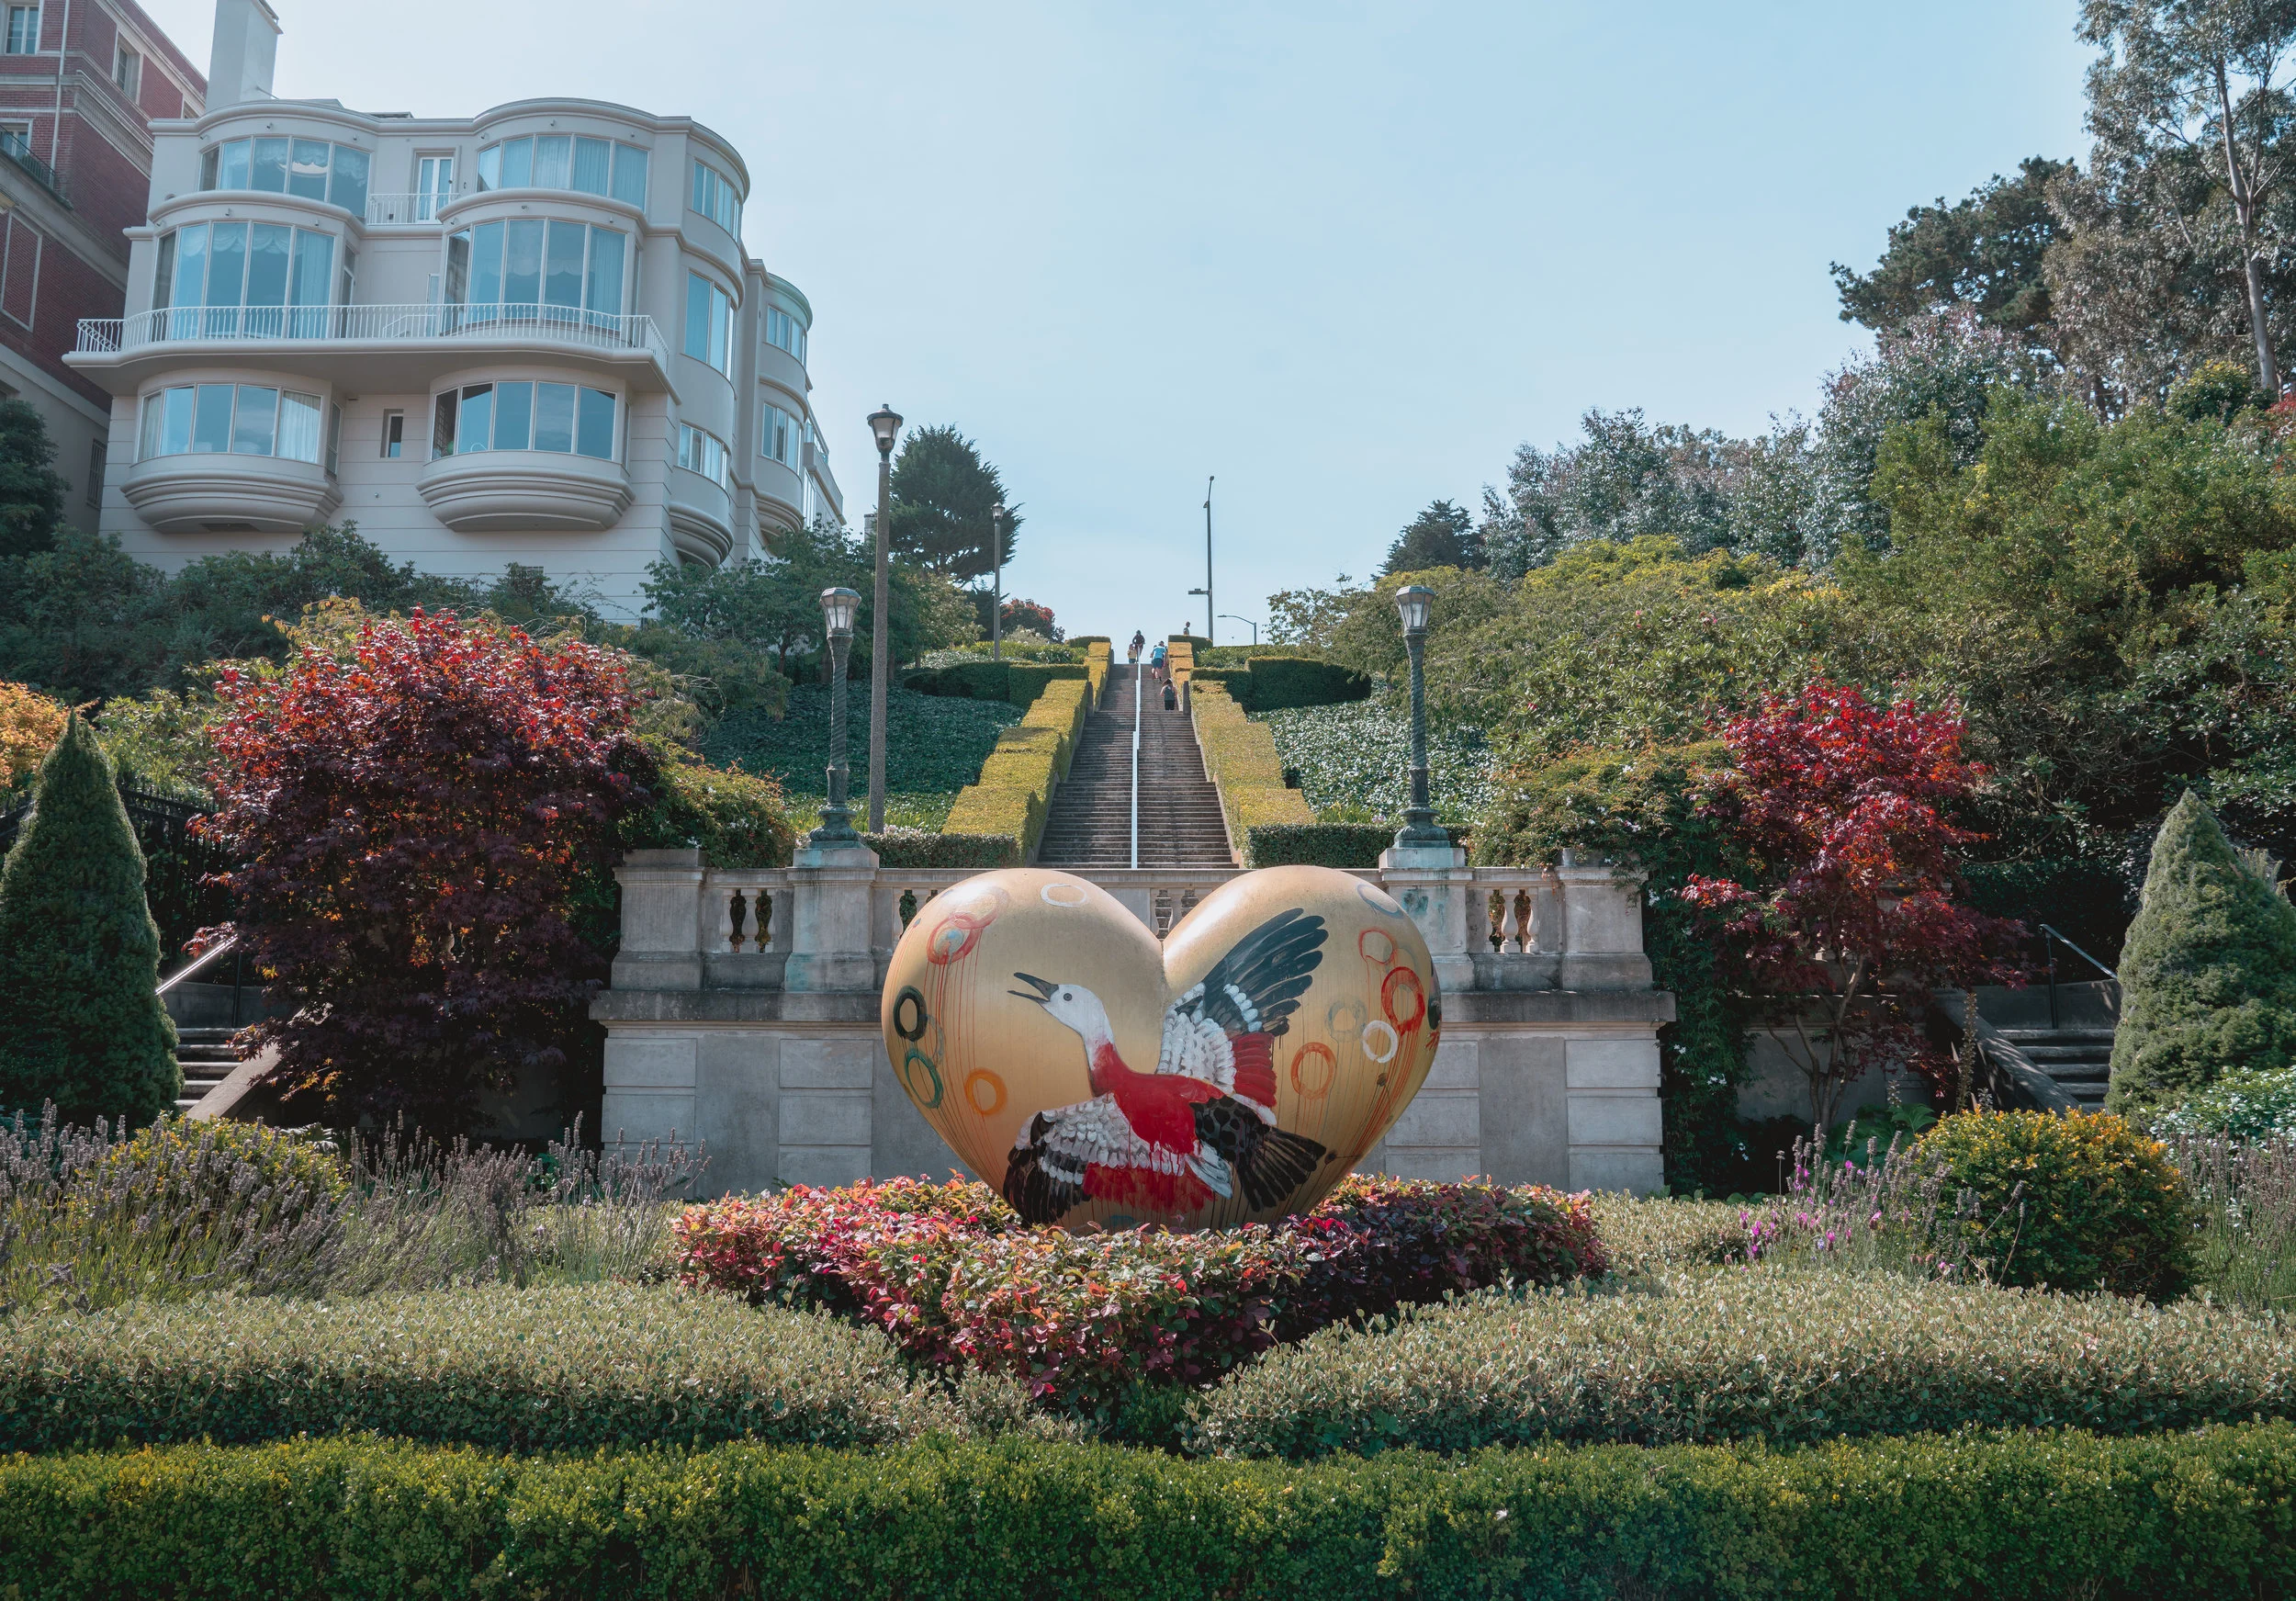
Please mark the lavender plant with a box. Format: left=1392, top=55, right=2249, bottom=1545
left=2167, top=1131, right=2296, bottom=1314
left=0, top=1108, right=706, bottom=1313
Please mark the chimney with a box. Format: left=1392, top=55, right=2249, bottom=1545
left=208, top=0, right=280, bottom=108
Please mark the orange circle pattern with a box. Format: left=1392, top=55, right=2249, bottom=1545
left=964, top=1068, right=1007, bottom=1116
left=1289, top=1042, right=1336, bottom=1099
left=1382, top=965, right=1426, bottom=1031
left=1358, top=928, right=1396, bottom=965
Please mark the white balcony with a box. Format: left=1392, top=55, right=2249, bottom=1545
left=364, top=192, right=451, bottom=226
left=419, top=449, right=634, bottom=533
left=67, top=304, right=675, bottom=397
left=122, top=453, right=343, bottom=536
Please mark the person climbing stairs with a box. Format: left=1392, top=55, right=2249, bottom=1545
left=1035, top=665, right=1234, bottom=868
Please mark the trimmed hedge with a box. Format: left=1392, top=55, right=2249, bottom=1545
left=1192, top=682, right=1310, bottom=857
left=1192, top=657, right=1371, bottom=714
left=903, top=660, right=1088, bottom=708
left=1244, top=821, right=1394, bottom=869
left=6, top=1426, right=2295, bottom=1599
left=1192, top=1268, right=2296, bottom=1459
left=941, top=678, right=1089, bottom=860
left=863, top=828, right=1019, bottom=869
left=0, top=1283, right=1002, bottom=1454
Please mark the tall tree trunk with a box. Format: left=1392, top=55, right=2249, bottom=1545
left=2220, top=59, right=2283, bottom=394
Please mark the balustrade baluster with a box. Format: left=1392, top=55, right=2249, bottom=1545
left=727, top=888, right=749, bottom=953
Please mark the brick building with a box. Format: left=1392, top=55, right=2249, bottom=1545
left=0, top=0, right=203, bottom=533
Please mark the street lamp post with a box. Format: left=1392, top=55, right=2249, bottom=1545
left=865, top=403, right=903, bottom=833
left=990, top=500, right=1005, bottom=663
left=1392, top=584, right=1447, bottom=848
left=810, top=586, right=863, bottom=845
left=1201, top=475, right=1214, bottom=645
left=1217, top=614, right=1259, bottom=646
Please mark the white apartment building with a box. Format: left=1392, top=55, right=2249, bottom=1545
left=64, top=0, right=841, bottom=619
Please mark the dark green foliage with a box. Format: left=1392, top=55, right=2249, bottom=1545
left=703, top=684, right=1019, bottom=795
left=0, top=1284, right=979, bottom=1453
left=4, top=1426, right=2294, bottom=1599
left=2110, top=793, right=2296, bottom=1111
left=0, top=399, right=65, bottom=558
left=865, top=829, right=1019, bottom=869
left=1962, top=856, right=2134, bottom=968
left=901, top=659, right=1086, bottom=706
left=1831, top=157, right=2069, bottom=344
left=2169, top=357, right=2273, bottom=426
left=0, top=716, right=176, bottom=1124
left=1918, top=1110, right=2198, bottom=1299
left=1380, top=499, right=1485, bottom=574
left=1476, top=743, right=1746, bottom=1192
left=1197, top=657, right=1373, bottom=714
left=885, top=423, right=1019, bottom=582
left=1244, top=823, right=1393, bottom=869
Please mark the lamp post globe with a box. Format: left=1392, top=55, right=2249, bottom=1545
left=865, top=404, right=902, bottom=833
left=1392, top=584, right=1447, bottom=848
left=811, top=586, right=864, bottom=845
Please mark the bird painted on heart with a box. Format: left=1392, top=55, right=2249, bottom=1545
left=1002, top=906, right=1332, bottom=1224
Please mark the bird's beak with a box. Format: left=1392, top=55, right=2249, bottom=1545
left=1008, top=971, right=1057, bottom=1005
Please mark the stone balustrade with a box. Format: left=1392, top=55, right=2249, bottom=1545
left=593, top=840, right=1672, bottom=1197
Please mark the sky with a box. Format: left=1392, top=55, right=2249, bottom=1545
left=141, top=0, right=2095, bottom=645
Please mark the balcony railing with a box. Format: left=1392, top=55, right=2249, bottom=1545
left=73, top=303, right=670, bottom=366
left=364, top=191, right=452, bottom=226
left=0, top=129, right=63, bottom=199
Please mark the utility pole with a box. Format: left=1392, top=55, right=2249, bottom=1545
left=990, top=501, right=1004, bottom=663
left=1202, top=476, right=1214, bottom=645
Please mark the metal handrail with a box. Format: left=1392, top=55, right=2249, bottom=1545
left=2037, top=921, right=2119, bottom=1032
left=1130, top=660, right=1142, bottom=871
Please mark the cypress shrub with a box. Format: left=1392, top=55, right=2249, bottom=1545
left=2109, top=791, right=2296, bottom=1112
left=0, top=714, right=177, bottom=1124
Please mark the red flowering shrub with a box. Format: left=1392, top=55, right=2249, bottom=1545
left=203, top=611, right=647, bottom=1129
left=673, top=1175, right=1608, bottom=1417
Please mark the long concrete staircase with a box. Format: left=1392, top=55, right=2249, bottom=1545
left=1035, top=664, right=1234, bottom=869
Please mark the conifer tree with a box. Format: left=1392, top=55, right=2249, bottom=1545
left=0, top=714, right=177, bottom=1123
left=2108, top=792, right=2296, bottom=1112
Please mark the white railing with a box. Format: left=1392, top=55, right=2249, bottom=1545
left=364, top=191, right=449, bottom=226
left=74, top=303, right=671, bottom=366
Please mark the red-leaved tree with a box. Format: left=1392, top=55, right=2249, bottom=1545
left=203, top=611, right=648, bottom=1129
left=1680, top=682, right=2021, bottom=1130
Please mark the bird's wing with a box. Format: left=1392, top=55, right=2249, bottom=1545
left=1157, top=908, right=1328, bottom=1107
left=1002, top=1094, right=1176, bottom=1224
left=1191, top=1097, right=1329, bottom=1210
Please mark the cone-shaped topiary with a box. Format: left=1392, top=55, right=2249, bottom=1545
left=2108, top=791, right=2296, bottom=1113
left=0, top=713, right=177, bottom=1123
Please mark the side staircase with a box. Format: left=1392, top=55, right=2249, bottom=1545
left=1035, top=665, right=1235, bottom=869
left=1964, top=975, right=2121, bottom=1114
left=174, top=1028, right=241, bottom=1115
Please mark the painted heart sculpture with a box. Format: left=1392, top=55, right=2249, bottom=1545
left=881, top=864, right=1441, bottom=1231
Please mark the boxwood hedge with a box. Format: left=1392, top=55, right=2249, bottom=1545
left=4, top=1426, right=2293, bottom=1599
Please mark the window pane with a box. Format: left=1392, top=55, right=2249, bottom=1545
left=204, top=222, right=246, bottom=329
left=533, top=134, right=570, bottom=190
left=469, top=220, right=502, bottom=306
left=683, top=273, right=710, bottom=361
left=710, top=285, right=729, bottom=373
left=570, top=137, right=609, bottom=196
left=152, top=232, right=174, bottom=312
left=244, top=224, right=290, bottom=332
left=610, top=143, right=647, bottom=206
left=584, top=227, right=624, bottom=316
left=328, top=145, right=368, bottom=214
left=163, top=387, right=195, bottom=455
left=169, top=223, right=206, bottom=313
left=277, top=390, right=321, bottom=463
left=290, top=231, right=332, bottom=335
left=432, top=389, right=456, bottom=457
left=231, top=385, right=277, bottom=455
left=219, top=139, right=250, bottom=189
left=287, top=138, right=329, bottom=201
left=577, top=388, right=614, bottom=459
left=326, top=403, right=341, bottom=474
left=381, top=410, right=404, bottom=458
left=457, top=383, right=492, bottom=453
left=503, top=218, right=543, bottom=307
left=199, top=146, right=218, bottom=189
left=192, top=385, right=233, bottom=452
left=139, top=393, right=163, bottom=458
left=499, top=136, right=532, bottom=188
left=534, top=383, right=575, bottom=452
left=491, top=381, right=533, bottom=450
left=476, top=143, right=500, bottom=192
left=691, top=160, right=707, bottom=210
left=251, top=136, right=287, bottom=192
left=543, top=220, right=584, bottom=310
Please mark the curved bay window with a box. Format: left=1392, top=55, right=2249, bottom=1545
left=138, top=383, right=328, bottom=464
left=444, top=219, right=627, bottom=332
left=198, top=136, right=370, bottom=216
left=476, top=135, right=648, bottom=206
left=153, top=221, right=342, bottom=340
left=431, top=380, right=618, bottom=461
